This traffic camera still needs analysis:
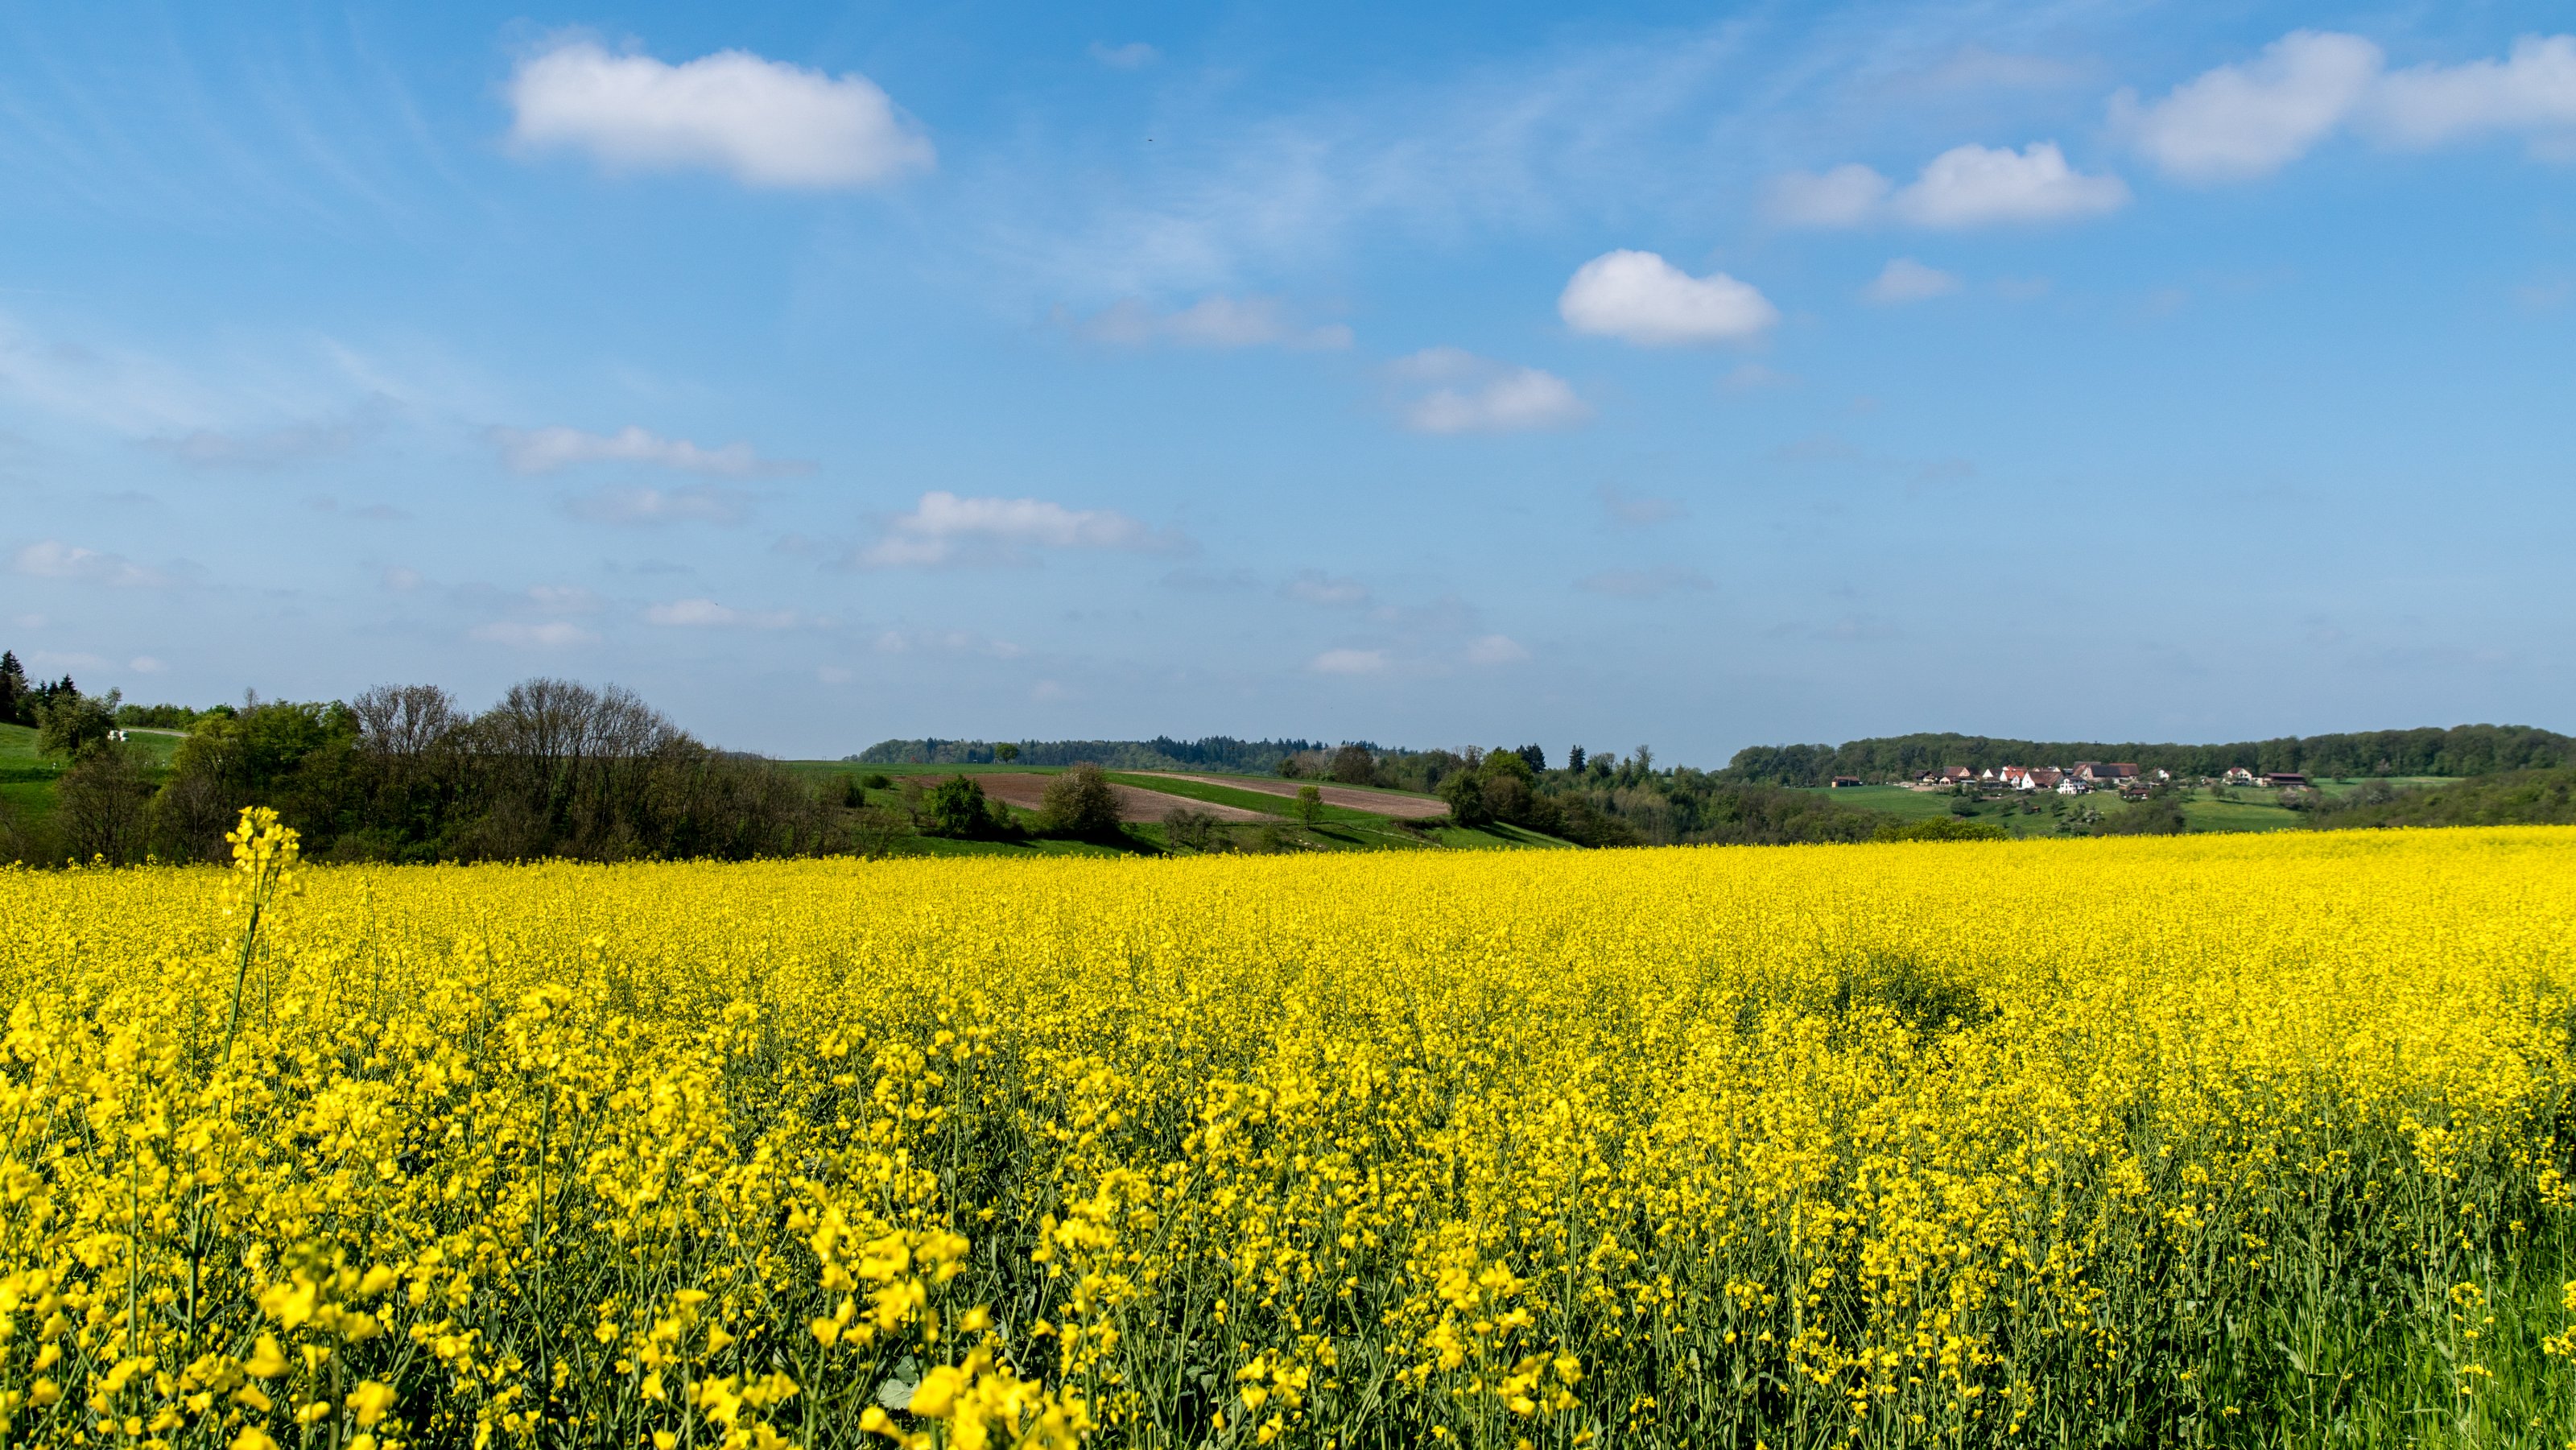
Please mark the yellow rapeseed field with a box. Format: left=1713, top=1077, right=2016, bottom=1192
left=7, top=816, right=2576, bottom=1449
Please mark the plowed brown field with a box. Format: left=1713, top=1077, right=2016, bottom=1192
left=1140, top=773, right=1450, bottom=819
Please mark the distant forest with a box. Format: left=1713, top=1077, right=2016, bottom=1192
left=853, top=736, right=1388, bottom=773
left=1722, top=725, right=2575, bottom=787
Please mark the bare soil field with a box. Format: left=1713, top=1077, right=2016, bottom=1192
left=1142, top=774, right=1451, bottom=820
left=973, top=772, right=1269, bottom=824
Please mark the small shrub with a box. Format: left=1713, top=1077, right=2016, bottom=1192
left=924, top=775, right=1016, bottom=839
left=1294, top=784, right=1323, bottom=827
left=1163, top=806, right=1227, bottom=853
left=1041, top=763, right=1123, bottom=838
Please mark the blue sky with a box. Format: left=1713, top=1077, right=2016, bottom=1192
left=4, top=2, right=2574, bottom=763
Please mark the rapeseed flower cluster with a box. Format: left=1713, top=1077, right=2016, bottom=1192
left=4, top=818, right=2575, bottom=1448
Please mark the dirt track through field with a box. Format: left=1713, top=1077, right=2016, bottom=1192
left=1141, top=774, right=1451, bottom=820
left=971, top=772, right=1269, bottom=824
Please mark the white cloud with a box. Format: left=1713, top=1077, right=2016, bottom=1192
left=1576, top=565, right=1713, bottom=597
left=2369, top=35, right=2576, bottom=149
left=643, top=597, right=799, bottom=629
left=817, top=664, right=856, bottom=684
left=2116, top=31, right=2576, bottom=181
left=1309, top=648, right=1389, bottom=675
left=565, top=485, right=754, bottom=526
left=1764, top=163, right=1892, bottom=225
left=128, top=655, right=167, bottom=674
left=852, top=490, right=1179, bottom=568
left=490, top=424, right=803, bottom=477
left=1893, top=143, right=2129, bottom=226
left=469, top=621, right=598, bottom=649
left=506, top=38, right=933, bottom=189
left=1080, top=295, right=1352, bottom=350
left=1464, top=634, right=1528, bottom=664
left=1283, top=570, right=1370, bottom=605
left=1558, top=250, right=1777, bottom=345
left=1769, top=143, right=2128, bottom=229
left=12, top=540, right=168, bottom=589
left=1864, top=258, right=1963, bottom=303
left=1392, top=349, right=1591, bottom=435
left=1088, top=41, right=1159, bottom=70
left=2111, top=31, right=2384, bottom=181
left=381, top=567, right=424, bottom=592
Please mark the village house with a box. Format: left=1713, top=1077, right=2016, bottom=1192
left=2264, top=771, right=2311, bottom=788
left=2223, top=766, right=2259, bottom=787
left=1828, top=775, right=1864, bottom=788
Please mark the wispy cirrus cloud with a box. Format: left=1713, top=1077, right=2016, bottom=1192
left=563, top=484, right=755, bottom=526
left=642, top=597, right=800, bottom=629
left=469, top=620, right=598, bottom=649
left=490, top=424, right=807, bottom=477
left=1076, top=295, right=1352, bottom=350
left=11, top=539, right=172, bottom=589
left=1308, top=647, right=1389, bottom=676
left=1863, top=258, right=1962, bottom=303
left=848, top=490, right=1185, bottom=568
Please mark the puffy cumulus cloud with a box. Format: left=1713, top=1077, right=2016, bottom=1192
left=1308, top=647, right=1389, bottom=675
left=2374, top=35, right=2576, bottom=149
left=1464, top=634, right=1529, bottom=664
left=469, top=621, right=598, bottom=649
left=2111, top=31, right=2384, bottom=181
left=1863, top=258, right=1963, bottom=303
left=1282, top=570, right=1371, bottom=606
left=1390, top=349, right=1591, bottom=435
left=1769, top=144, right=2128, bottom=228
left=2116, top=31, right=2576, bottom=181
left=12, top=540, right=169, bottom=589
left=564, top=485, right=754, bottom=526
left=1893, top=143, right=2129, bottom=226
left=852, top=490, right=1181, bottom=568
left=1080, top=295, right=1352, bottom=350
left=506, top=38, right=932, bottom=188
left=1558, top=250, right=1777, bottom=345
left=489, top=424, right=805, bottom=477
left=642, top=597, right=799, bottom=629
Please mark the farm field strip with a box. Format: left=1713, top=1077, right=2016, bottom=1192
left=970, top=770, right=1269, bottom=823
left=1139, top=772, right=1451, bottom=818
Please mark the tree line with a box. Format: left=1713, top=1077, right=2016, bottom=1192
left=2, top=675, right=850, bottom=866
left=853, top=735, right=1377, bottom=773
left=1722, top=725, right=2575, bottom=787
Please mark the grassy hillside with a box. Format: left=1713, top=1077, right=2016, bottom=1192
left=780, top=759, right=1557, bottom=855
